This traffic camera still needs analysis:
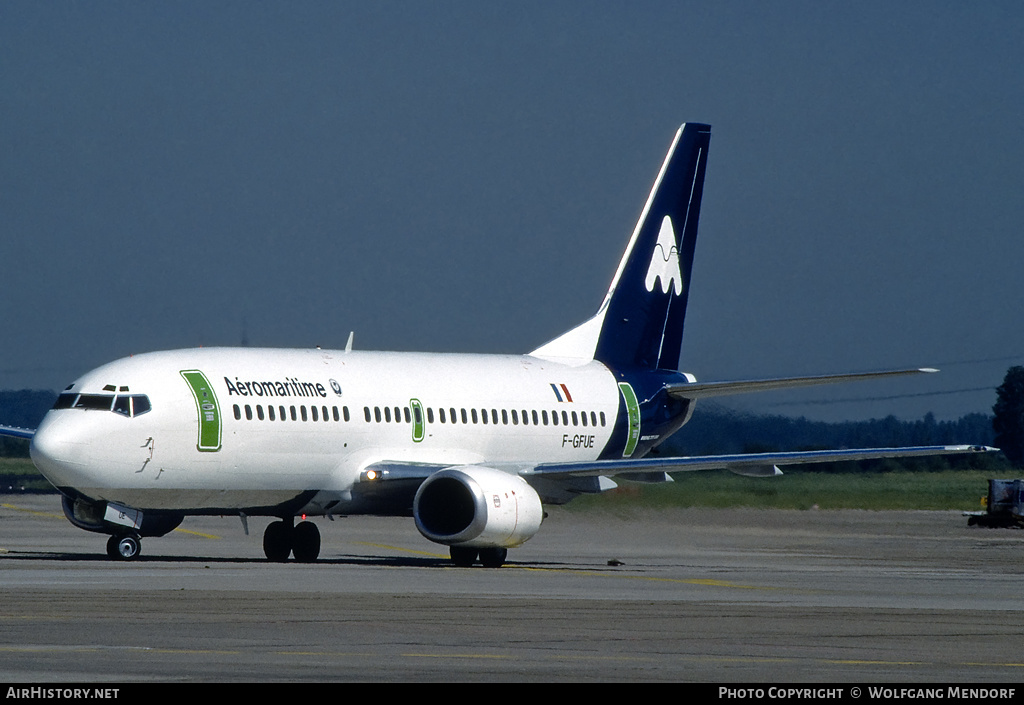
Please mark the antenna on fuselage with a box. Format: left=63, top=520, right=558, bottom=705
left=345, top=331, right=354, bottom=353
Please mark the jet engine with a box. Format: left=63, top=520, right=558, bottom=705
left=413, top=466, right=543, bottom=548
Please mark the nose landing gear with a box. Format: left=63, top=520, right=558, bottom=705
left=106, top=534, right=141, bottom=561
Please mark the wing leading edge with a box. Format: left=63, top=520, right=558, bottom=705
left=0, top=425, right=35, bottom=440
left=524, top=444, right=996, bottom=480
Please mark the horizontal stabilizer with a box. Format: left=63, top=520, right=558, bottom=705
left=666, top=368, right=938, bottom=400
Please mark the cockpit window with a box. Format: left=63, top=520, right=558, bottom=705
left=53, top=392, right=78, bottom=409
left=113, top=396, right=131, bottom=416
left=58, top=392, right=151, bottom=417
left=112, top=395, right=151, bottom=417
left=75, top=394, right=115, bottom=411
left=131, top=395, right=151, bottom=416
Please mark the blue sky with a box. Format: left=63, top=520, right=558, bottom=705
left=3, top=2, right=1022, bottom=422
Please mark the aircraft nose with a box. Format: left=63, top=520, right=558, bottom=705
left=29, top=413, right=88, bottom=489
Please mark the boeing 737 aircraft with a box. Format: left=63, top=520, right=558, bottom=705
left=0, top=123, right=992, bottom=566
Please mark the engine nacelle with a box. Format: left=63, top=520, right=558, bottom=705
left=413, top=466, right=543, bottom=548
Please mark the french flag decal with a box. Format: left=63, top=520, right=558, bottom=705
left=550, top=383, right=573, bottom=402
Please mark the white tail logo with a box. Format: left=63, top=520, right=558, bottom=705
left=644, top=216, right=683, bottom=295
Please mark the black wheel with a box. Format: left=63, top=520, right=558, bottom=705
left=450, top=546, right=478, bottom=567
left=110, top=535, right=141, bottom=561
left=263, top=520, right=292, bottom=562
left=478, top=547, right=507, bottom=568
left=292, top=521, right=321, bottom=563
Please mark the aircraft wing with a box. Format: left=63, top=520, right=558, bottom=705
left=523, top=444, right=995, bottom=479
left=666, top=367, right=938, bottom=400
left=354, top=445, right=996, bottom=508
left=0, top=425, right=35, bottom=440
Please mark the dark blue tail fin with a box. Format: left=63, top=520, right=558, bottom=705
left=531, top=123, right=711, bottom=371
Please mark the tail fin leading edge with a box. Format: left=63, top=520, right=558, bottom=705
left=530, top=123, right=711, bottom=371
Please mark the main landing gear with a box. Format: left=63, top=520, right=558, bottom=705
left=450, top=546, right=508, bottom=568
left=263, top=518, right=321, bottom=562
left=106, top=534, right=141, bottom=561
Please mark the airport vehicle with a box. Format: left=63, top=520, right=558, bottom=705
left=0, top=123, right=992, bottom=565
left=966, top=479, right=1024, bottom=528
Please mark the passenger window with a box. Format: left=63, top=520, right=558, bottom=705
left=427, top=408, right=434, bottom=424
left=257, top=405, right=265, bottom=421
left=280, top=405, right=287, bottom=421
left=471, top=409, right=478, bottom=424
left=552, top=411, right=559, bottom=426
left=364, top=407, right=371, bottom=422
left=439, top=408, right=447, bottom=424
left=269, top=405, right=276, bottom=421
left=245, top=405, right=253, bottom=421
left=571, top=411, right=577, bottom=426
left=311, top=406, right=318, bottom=422
left=233, top=404, right=241, bottom=420
left=404, top=407, right=411, bottom=423
left=384, top=407, right=392, bottom=423
left=301, top=406, right=308, bottom=422
left=343, top=406, right=350, bottom=422
left=511, top=410, right=518, bottom=425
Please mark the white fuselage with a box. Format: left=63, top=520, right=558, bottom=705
left=30, top=347, right=622, bottom=513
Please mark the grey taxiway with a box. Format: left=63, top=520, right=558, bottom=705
left=1, top=494, right=1022, bottom=682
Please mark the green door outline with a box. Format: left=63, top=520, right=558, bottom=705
left=618, top=382, right=640, bottom=457
left=410, top=398, right=425, bottom=443
left=180, top=370, right=222, bottom=452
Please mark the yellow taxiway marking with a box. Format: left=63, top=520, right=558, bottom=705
left=1, top=501, right=220, bottom=539
left=173, top=528, right=220, bottom=539
left=1, top=502, right=63, bottom=520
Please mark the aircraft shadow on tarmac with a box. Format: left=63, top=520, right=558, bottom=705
left=0, top=550, right=582, bottom=569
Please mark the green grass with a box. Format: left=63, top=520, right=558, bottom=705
left=0, top=458, right=55, bottom=492
left=566, top=469, right=998, bottom=512
left=0, top=457, right=1004, bottom=511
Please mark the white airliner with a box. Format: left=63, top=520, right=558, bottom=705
left=0, top=123, right=992, bottom=566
